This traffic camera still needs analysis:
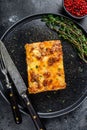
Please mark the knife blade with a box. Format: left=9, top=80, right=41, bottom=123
left=0, top=43, right=22, bottom=124
left=0, top=40, right=46, bottom=130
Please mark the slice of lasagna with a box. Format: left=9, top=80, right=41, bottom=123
left=25, top=40, right=66, bottom=94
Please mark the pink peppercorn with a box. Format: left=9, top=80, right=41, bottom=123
left=64, top=0, right=87, bottom=17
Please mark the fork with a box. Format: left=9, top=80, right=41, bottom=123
left=0, top=50, right=22, bottom=124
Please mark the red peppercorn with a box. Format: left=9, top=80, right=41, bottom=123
left=64, top=0, right=87, bottom=17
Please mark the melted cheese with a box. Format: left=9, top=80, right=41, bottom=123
left=25, top=40, right=66, bottom=94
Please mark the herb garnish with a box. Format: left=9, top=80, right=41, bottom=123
left=42, top=15, right=87, bottom=63
left=36, top=65, right=39, bottom=68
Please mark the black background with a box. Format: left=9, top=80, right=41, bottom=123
left=0, top=0, right=87, bottom=130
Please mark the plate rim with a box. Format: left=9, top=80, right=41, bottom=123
left=0, top=13, right=87, bottom=118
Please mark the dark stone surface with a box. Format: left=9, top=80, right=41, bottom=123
left=0, top=0, right=87, bottom=130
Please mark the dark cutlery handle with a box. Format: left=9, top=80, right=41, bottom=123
left=7, top=86, right=22, bottom=124
left=22, top=93, right=46, bottom=130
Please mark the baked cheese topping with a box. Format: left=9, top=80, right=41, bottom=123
left=25, top=40, right=66, bottom=94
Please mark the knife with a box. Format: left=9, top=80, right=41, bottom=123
left=0, top=46, right=22, bottom=124
left=0, top=80, right=31, bottom=117
left=0, top=40, right=46, bottom=130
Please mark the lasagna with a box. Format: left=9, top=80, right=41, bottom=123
left=25, top=40, right=66, bottom=94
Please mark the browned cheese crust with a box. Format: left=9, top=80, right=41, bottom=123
left=25, top=40, right=66, bottom=94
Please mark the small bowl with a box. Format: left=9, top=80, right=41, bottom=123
left=63, top=0, right=87, bottom=19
